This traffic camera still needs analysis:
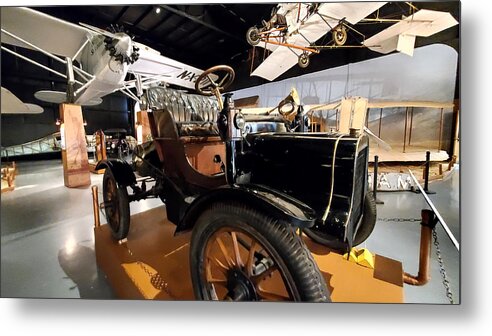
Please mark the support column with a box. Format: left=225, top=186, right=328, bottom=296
left=60, top=103, right=91, bottom=188
left=136, top=110, right=151, bottom=144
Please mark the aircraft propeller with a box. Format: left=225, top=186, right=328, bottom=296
left=79, top=22, right=139, bottom=65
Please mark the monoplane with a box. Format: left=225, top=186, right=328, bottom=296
left=1, top=7, right=206, bottom=106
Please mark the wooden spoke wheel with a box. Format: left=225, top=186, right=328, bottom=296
left=190, top=202, right=330, bottom=302
left=102, top=168, right=130, bottom=240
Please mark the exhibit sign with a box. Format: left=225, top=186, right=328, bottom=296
left=368, top=172, right=415, bottom=191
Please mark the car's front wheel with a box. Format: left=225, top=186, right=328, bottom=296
left=304, top=192, right=377, bottom=249
left=189, top=202, right=330, bottom=302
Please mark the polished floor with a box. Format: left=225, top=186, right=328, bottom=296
left=1, top=159, right=460, bottom=303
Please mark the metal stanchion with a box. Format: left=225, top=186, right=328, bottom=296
left=423, top=151, right=436, bottom=194
left=373, top=155, right=384, bottom=204
left=403, top=209, right=436, bottom=286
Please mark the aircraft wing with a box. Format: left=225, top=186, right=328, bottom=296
left=1, top=87, right=44, bottom=114
left=364, top=9, right=459, bottom=56
left=1, top=7, right=93, bottom=60
left=367, top=100, right=455, bottom=109
left=251, top=2, right=386, bottom=81
left=129, top=43, right=204, bottom=90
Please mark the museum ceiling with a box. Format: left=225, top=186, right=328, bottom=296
left=27, top=2, right=460, bottom=90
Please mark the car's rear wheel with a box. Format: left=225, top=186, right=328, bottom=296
left=102, top=168, right=130, bottom=240
left=190, top=202, right=330, bottom=302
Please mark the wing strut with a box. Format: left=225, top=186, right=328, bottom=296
left=1, top=28, right=94, bottom=81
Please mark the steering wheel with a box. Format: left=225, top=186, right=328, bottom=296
left=195, top=65, right=235, bottom=97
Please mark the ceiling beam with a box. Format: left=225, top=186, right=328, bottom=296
left=159, top=5, right=245, bottom=44
left=133, top=6, right=154, bottom=27
left=113, top=6, right=129, bottom=23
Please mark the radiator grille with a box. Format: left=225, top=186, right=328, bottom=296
left=351, top=147, right=368, bottom=225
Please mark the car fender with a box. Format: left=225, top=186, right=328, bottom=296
left=96, top=159, right=136, bottom=186
left=176, top=184, right=316, bottom=233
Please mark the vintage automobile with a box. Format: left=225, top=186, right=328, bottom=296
left=97, top=65, right=376, bottom=302
left=103, top=128, right=130, bottom=160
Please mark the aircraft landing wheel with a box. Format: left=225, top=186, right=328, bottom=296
left=298, top=53, right=310, bottom=68
left=102, top=168, right=130, bottom=240
left=190, top=202, right=330, bottom=302
left=333, top=25, right=347, bottom=46
left=246, top=27, right=260, bottom=46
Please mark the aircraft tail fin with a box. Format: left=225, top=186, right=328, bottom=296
left=34, top=90, right=102, bottom=106
left=1, top=87, right=44, bottom=114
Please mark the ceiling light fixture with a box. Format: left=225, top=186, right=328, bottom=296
left=155, top=7, right=161, bottom=14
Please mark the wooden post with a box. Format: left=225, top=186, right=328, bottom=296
left=60, top=103, right=91, bottom=188
left=403, top=107, right=409, bottom=153
left=378, top=108, right=383, bottom=137
left=95, top=130, right=107, bottom=162
left=438, top=108, right=444, bottom=152
left=92, top=185, right=100, bottom=227
left=408, top=107, right=414, bottom=145
left=136, top=110, right=151, bottom=143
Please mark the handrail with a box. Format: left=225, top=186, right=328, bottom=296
left=408, top=169, right=460, bottom=251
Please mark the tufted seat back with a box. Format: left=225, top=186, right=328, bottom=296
left=146, top=86, right=221, bottom=139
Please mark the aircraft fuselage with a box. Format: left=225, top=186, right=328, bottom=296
left=75, top=33, right=132, bottom=104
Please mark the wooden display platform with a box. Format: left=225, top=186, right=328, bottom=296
left=1, top=162, right=16, bottom=193
left=95, top=206, right=403, bottom=302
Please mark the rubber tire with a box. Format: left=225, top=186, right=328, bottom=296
left=304, top=192, right=377, bottom=249
left=298, top=53, right=310, bottom=68
left=332, top=25, right=347, bottom=46
left=102, top=168, right=130, bottom=240
left=246, top=26, right=260, bottom=46
left=353, top=191, right=377, bottom=246
left=190, top=202, right=331, bottom=302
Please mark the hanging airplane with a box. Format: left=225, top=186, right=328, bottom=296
left=247, top=2, right=387, bottom=81
left=247, top=2, right=458, bottom=81
left=0, top=7, right=206, bottom=106
left=363, top=9, right=459, bottom=56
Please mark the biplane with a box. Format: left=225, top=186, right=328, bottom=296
left=1, top=7, right=206, bottom=107
left=238, top=88, right=392, bottom=151
left=239, top=88, right=455, bottom=163
left=247, top=2, right=458, bottom=81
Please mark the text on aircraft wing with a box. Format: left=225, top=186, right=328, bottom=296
left=364, top=9, right=459, bottom=55
left=129, top=47, right=205, bottom=90
left=1, top=7, right=93, bottom=60
left=251, top=2, right=386, bottom=81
